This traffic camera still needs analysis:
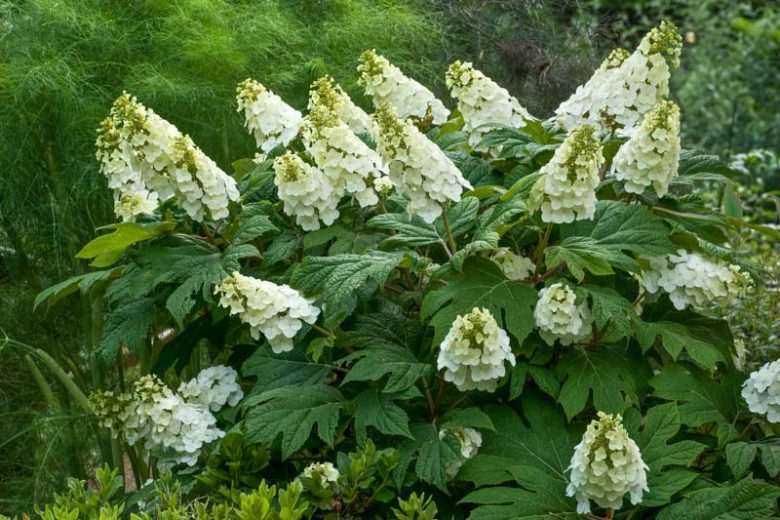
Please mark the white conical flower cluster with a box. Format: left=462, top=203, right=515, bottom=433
left=556, top=21, right=681, bottom=133
left=612, top=100, right=681, bottom=197
left=374, top=105, right=471, bottom=223
left=92, top=368, right=242, bottom=469
left=177, top=365, right=244, bottom=412
left=301, top=461, right=340, bottom=484
left=303, top=93, right=387, bottom=208
left=309, top=76, right=373, bottom=136
left=742, top=360, right=780, bottom=423
left=555, top=48, right=630, bottom=131
left=215, top=271, right=320, bottom=353
left=530, top=125, right=604, bottom=223
left=567, top=412, right=648, bottom=514
left=237, top=78, right=303, bottom=152
left=96, top=93, right=239, bottom=222
left=446, top=60, right=532, bottom=150
left=437, top=307, right=515, bottom=392
left=273, top=152, right=341, bottom=231
left=640, top=250, right=753, bottom=311
left=490, top=248, right=535, bottom=281
left=440, top=426, right=482, bottom=479
left=358, top=49, right=450, bottom=124
left=534, top=283, right=593, bottom=346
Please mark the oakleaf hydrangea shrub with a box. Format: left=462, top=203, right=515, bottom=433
left=29, top=20, right=780, bottom=520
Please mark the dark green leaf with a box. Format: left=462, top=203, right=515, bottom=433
left=727, top=442, right=758, bottom=478
left=555, top=343, right=649, bottom=419
left=99, top=297, right=156, bottom=363
left=243, top=385, right=344, bottom=459
left=353, top=388, right=413, bottom=445
left=242, top=346, right=331, bottom=394
left=421, top=256, right=537, bottom=346
left=292, top=252, right=402, bottom=309
left=656, top=477, right=780, bottom=520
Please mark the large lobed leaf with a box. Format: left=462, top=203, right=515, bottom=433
left=421, top=256, right=537, bottom=346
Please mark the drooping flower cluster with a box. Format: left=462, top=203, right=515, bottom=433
left=177, top=365, right=244, bottom=412
left=534, top=283, right=593, bottom=346
left=96, top=93, right=239, bottom=222
left=308, top=76, right=373, bottom=136
left=446, top=60, right=532, bottom=149
left=273, top=152, right=341, bottom=231
left=358, top=49, right=450, bottom=124
left=556, top=21, right=682, bottom=133
left=303, top=94, right=387, bottom=208
left=215, top=271, right=320, bottom=353
left=640, top=250, right=753, bottom=311
left=554, top=48, right=630, bottom=132
left=301, top=461, right=340, bottom=484
left=567, top=412, right=648, bottom=514
left=237, top=79, right=303, bottom=152
left=437, top=307, right=515, bottom=392
left=490, top=247, right=535, bottom=281
left=530, top=125, right=603, bottom=223
left=440, top=426, right=482, bottom=479
left=742, top=360, right=780, bottom=423
left=91, top=369, right=243, bottom=468
left=612, top=100, right=681, bottom=197
left=374, top=105, right=472, bottom=223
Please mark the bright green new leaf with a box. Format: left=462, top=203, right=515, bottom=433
left=76, top=222, right=175, bottom=267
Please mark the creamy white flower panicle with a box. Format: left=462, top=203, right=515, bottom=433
left=309, top=76, right=373, bottom=136
left=303, top=97, right=387, bottom=207
left=555, top=49, right=630, bottom=131
left=96, top=93, right=239, bottom=222
left=490, top=247, right=535, bottom=281
left=612, top=100, right=681, bottom=197
left=273, top=152, right=341, bottom=231
left=446, top=60, right=532, bottom=149
left=567, top=412, right=648, bottom=514
left=301, top=461, right=340, bottom=484
left=556, top=21, right=681, bottom=133
left=437, top=308, right=515, bottom=392
left=92, top=373, right=243, bottom=469
left=530, top=125, right=603, bottom=223
left=373, top=105, right=472, bottom=223
left=440, top=426, right=482, bottom=478
left=742, top=360, right=780, bottom=423
left=215, top=271, right=320, bottom=353
left=534, top=283, right=593, bottom=346
left=358, top=49, right=449, bottom=124
left=640, top=250, right=753, bottom=311
left=177, top=365, right=244, bottom=412
left=236, top=78, right=303, bottom=152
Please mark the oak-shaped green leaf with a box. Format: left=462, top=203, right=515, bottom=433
left=242, top=346, right=332, bottom=395
left=651, top=363, right=742, bottom=447
left=243, top=385, right=345, bottom=459
left=624, top=403, right=707, bottom=506
left=656, top=477, right=780, bottom=520
left=292, top=252, right=403, bottom=309
left=555, top=343, right=650, bottom=420
left=353, top=388, right=413, bottom=445
left=421, top=256, right=537, bottom=345
left=459, top=393, right=578, bottom=517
